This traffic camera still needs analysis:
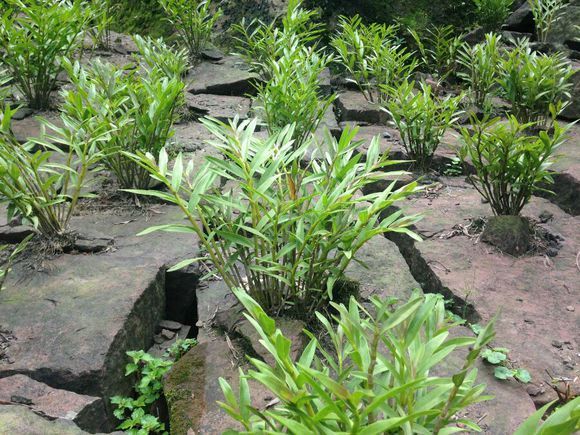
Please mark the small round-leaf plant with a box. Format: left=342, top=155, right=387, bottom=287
left=219, top=287, right=497, bottom=433
left=124, top=118, right=422, bottom=318
left=158, top=0, right=223, bottom=65
left=0, top=0, right=91, bottom=110
left=459, top=112, right=570, bottom=216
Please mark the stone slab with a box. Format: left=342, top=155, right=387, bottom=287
left=185, top=93, right=251, bottom=122
left=186, top=57, right=259, bottom=96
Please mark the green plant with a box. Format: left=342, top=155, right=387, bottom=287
left=481, top=347, right=531, bottom=382
left=158, top=0, right=222, bottom=64
left=498, top=39, right=573, bottom=129
left=132, top=35, right=189, bottom=80
left=459, top=114, right=569, bottom=216
left=473, top=0, right=514, bottom=32
left=61, top=59, right=184, bottom=189
left=515, top=396, right=580, bottom=434
left=0, top=71, right=11, bottom=105
left=219, top=287, right=496, bottom=433
left=0, top=0, right=90, bottom=110
left=408, top=25, right=464, bottom=82
left=255, top=45, right=335, bottom=148
left=332, top=15, right=417, bottom=103
left=383, top=80, right=463, bottom=172
left=443, top=157, right=464, bottom=176
left=233, top=0, right=323, bottom=82
left=458, top=33, right=502, bottom=111
left=0, top=106, right=109, bottom=239
left=0, top=235, right=32, bottom=291
left=125, top=119, right=421, bottom=317
left=528, top=0, right=568, bottom=43
left=111, top=350, right=174, bottom=434
left=87, top=0, right=117, bottom=50
left=163, top=338, right=197, bottom=360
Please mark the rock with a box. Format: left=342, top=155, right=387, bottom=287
left=501, top=30, right=535, bottom=45
left=161, top=329, right=176, bottom=340
left=0, top=375, right=107, bottom=433
left=170, top=121, right=218, bottom=153
left=0, top=205, right=199, bottom=412
left=73, top=234, right=113, bottom=253
left=539, top=210, right=554, bottom=223
left=566, top=305, right=575, bottom=312
left=0, top=225, right=35, bottom=243
left=481, top=215, right=531, bottom=256
left=185, top=93, right=251, bottom=122
left=335, top=91, right=389, bottom=125
left=552, top=340, right=563, bottom=349
left=201, top=47, right=224, bottom=62
left=561, top=61, right=580, bottom=121
left=159, top=320, right=183, bottom=332
left=545, top=5, right=580, bottom=45
left=165, top=265, right=199, bottom=326
left=319, top=67, right=332, bottom=95
left=504, top=2, right=534, bottom=33
left=163, top=333, right=271, bottom=434
left=9, top=111, right=63, bottom=144
left=12, top=107, right=33, bottom=121
left=187, top=57, right=259, bottom=96
left=463, top=27, right=486, bottom=44
left=0, top=405, right=90, bottom=435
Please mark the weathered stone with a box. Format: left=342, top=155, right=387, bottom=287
left=546, top=6, right=580, bottom=45
left=9, top=111, right=63, bottom=144
left=504, top=2, right=534, bottom=33
left=481, top=215, right=531, bottom=256
left=0, top=405, right=90, bottom=435
left=561, top=61, right=580, bottom=121
left=159, top=320, right=183, bottom=332
left=335, top=91, right=389, bottom=125
left=201, top=47, right=225, bottom=62
left=185, top=93, right=251, bottom=122
left=161, top=329, right=176, bottom=340
left=165, top=265, right=199, bottom=326
left=0, top=225, right=35, bottom=244
left=0, top=375, right=106, bottom=433
left=0, top=205, right=199, bottom=406
left=319, top=67, right=332, bottom=95
left=73, top=234, right=113, bottom=253
left=386, top=177, right=580, bottom=405
left=187, top=57, right=259, bottom=96
left=463, top=27, right=486, bottom=44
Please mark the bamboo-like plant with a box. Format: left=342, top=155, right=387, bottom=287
left=459, top=113, right=569, bottom=216
left=132, top=35, right=189, bottom=80
left=219, top=287, right=496, bottom=433
left=158, top=0, right=222, bottom=64
left=87, top=0, right=117, bottom=50
left=383, top=81, right=463, bottom=172
left=233, top=0, right=323, bottom=81
left=0, top=106, right=109, bottom=239
left=61, top=56, right=184, bottom=189
left=498, top=39, right=573, bottom=129
left=125, top=118, right=421, bottom=316
left=255, top=45, right=335, bottom=148
left=408, top=25, right=464, bottom=82
left=332, top=15, right=417, bottom=103
left=0, top=0, right=90, bottom=110
left=458, top=33, right=502, bottom=111
left=528, top=0, right=568, bottom=43
left=473, top=0, right=514, bottom=32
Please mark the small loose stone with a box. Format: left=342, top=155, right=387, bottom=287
left=566, top=306, right=575, bottom=312
left=161, top=329, right=176, bottom=340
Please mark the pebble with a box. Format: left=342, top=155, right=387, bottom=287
left=526, top=385, right=545, bottom=396
left=552, top=340, right=563, bottom=349
left=161, top=329, right=176, bottom=340
left=566, top=306, right=575, bottom=312
left=159, top=320, right=183, bottom=331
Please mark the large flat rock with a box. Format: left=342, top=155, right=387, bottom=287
left=185, top=93, right=251, bottom=122
left=0, top=375, right=106, bottom=432
left=335, top=91, right=388, bottom=125
left=0, top=205, right=200, bottom=404
left=186, top=57, right=259, bottom=96
left=0, top=405, right=90, bottom=435
left=388, top=177, right=580, bottom=405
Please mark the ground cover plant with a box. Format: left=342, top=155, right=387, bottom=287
left=0, top=105, right=109, bottom=239
left=498, top=39, right=573, bottom=129
left=61, top=51, right=184, bottom=189
left=0, top=0, right=90, bottom=110
left=458, top=33, right=502, bottom=113
left=159, top=0, right=223, bottom=64
left=126, top=119, right=421, bottom=317
left=332, top=16, right=417, bottom=103
left=383, top=80, right=463, bottom=172
left=459, top=114, right=569, bottom=216
left=219, top=287, right=496, bottom=433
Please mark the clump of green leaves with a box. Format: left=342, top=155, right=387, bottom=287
left=219, top=287, right=496, bottom=433
left=126, top=118, right=421, bottom=317
left=515, top=396, right=580, bottom=434
left=408, top=25, right=464, bottom=82
left=0, top=106, right=109, bottom=239
left=255, top=45, right=335, bottom=148
left=61, top=54, right=184, bottom=189
left=498, top=39, right=573, bottom=129
left=111, top=340, right=197, bottom=434
left=87, top=0, right=117, bottom=50
left=0, top=0, right=90, bottom=110
left=158, top=0, right=222, bottom=64
left=383, top=81, right=463, bottom=172
left=132, top=35, right=189, bottom=80
left=473, top=0, right=514, bottom=32
left=233, top=0, right=322, bottom=82
left=458, top=33, right=502, bottom=112
left=332, top=16, right=417, bottom=103
left=528, top=0, right=568, bottom=43
left=459, top=114, right=569, bottom=216
left=481, top=347, right=531, bottom=382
